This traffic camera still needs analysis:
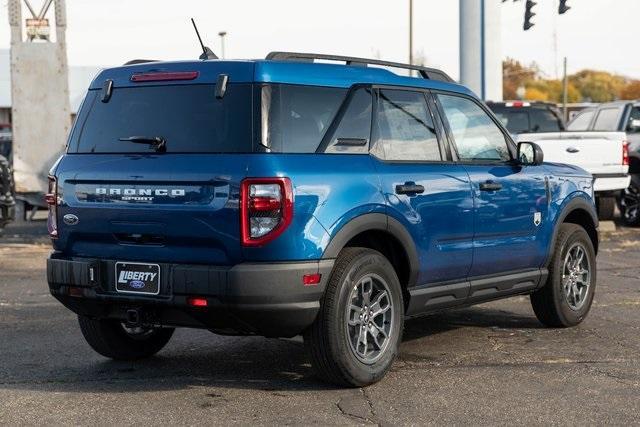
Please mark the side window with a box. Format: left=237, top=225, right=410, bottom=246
left=567, top=110, right=595, bottom=131
left=437, top=94, right=511, bottom=162
left=372, top=89, right=441, bottom=161
left=530, top=108, right=563, bottom=132
left=593, top=108, right=620, bottom=131
left=325, top=88, right=372, bottom=154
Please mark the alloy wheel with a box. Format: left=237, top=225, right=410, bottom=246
left=562, top=243, right=591, bottom=311
left=345, top=273, right=394, bottom=364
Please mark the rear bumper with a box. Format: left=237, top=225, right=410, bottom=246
left=593, top=173, right=631, bottom=192
left=47, top=255, right=334, bottom=338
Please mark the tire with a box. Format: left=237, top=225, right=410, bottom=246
left=78, top=315, right=174, bottom=360
left=620, top=175, right=640, bottom=227
left=530, top=223, right=597, bottom=327
left=596, top=196, right=615, bottom=221
left=304, top=247, right=404, bottom=387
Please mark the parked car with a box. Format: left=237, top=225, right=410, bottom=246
left=487, top=101, right=565, bottom=135
left=515, top=131, right=629, bottom=220
left=568, top=101, right=640, bottom=225
left=47, top=52, right=599, bottom=386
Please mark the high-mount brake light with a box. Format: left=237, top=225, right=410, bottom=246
left=623, top=140, right=630, bottom=166
left=45, top=176, right=58, bottom=238
left=241, top=178, right=293, bottom=247
left=130, top=71, right=199, bottom=82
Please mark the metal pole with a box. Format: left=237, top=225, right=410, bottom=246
left=218, top=31, right=227, bottom=59
left=409, top=0, right=413, bottom=75
left=562, top=57, right=568, bottom=123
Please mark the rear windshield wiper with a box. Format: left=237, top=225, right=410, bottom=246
left=118, top=136, right=167, bottom=152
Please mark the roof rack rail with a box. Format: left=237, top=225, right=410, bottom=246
left=265, top=51, right=454, bottom=83
left=123, top=59, right=159, bottom=66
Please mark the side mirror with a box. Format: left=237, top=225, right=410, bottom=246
left=517, top=141, right=544, bottom=166
left=627, top=119, right=640, bottom=132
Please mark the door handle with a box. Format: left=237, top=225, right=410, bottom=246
left=395, top=183, right=425, bottom=195
left=566, top=146, right=580, bottom=153
left=479, top=181, right=502, bottom=192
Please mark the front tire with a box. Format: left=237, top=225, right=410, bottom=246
left=78, top=315, right=174, bottom=360
left=304, top=247, right=404, bottom=387
left=530, top=223, right=596, bottom=327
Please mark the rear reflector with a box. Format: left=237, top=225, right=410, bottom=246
left=303, top=273, right=321, bottom=286
left=68, top=286, right=83, bottom=297
left=130, top=71, right=199, bottom=82
left=187, top=297, right=208, bottom=307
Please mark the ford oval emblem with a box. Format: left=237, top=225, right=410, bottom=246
left=129, top=280, right=145, bottom=289
left=63, top=214, right=79, bottom=226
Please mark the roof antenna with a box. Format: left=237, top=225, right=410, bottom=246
left=191, top=18, right=218, bottom=60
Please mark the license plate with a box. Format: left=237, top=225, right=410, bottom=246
left=115, top=262, right=160, bottom=295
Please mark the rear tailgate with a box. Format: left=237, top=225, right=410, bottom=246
left=54, top=154, right=247, bottom=265
left=517, top=131, right=627, bottom=175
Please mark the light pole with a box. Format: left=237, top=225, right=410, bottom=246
left=218, top=31, right=227, bottom=59
left=409, top=0, right=413, bottom=73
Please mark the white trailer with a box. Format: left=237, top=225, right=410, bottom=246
left=8, top=0, right=71, bottom=220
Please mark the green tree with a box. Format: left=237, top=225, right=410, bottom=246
left=620, top=80, right=640, bottom=100
left=569, top=70, right=625, bottom=102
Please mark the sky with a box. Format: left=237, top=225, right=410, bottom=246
left=0, top=0, right=636, bottom=80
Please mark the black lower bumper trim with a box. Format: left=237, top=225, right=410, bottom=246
left=48, top=256, right=334, bottom=338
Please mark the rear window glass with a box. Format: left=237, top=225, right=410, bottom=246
left=72, top=84, right=253, bottom=153
left=261, top=84, right=346, bottom=153
left=530, top=109, right=563, bottom=132
left=492, top=109, right=529, bottom=134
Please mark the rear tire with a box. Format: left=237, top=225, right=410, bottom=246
left=304, top=247, right=404, bottom=387
left=530, top=223, right=596, bottom=327
left=78, top=315, right=174, bottom=360
left=620, top=175, right=640, bottom=227
left=596, top=196, right=615, bottom=221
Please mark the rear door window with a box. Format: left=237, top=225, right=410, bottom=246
left=72, top=84, right=253, bottom=153
left=372, top=89, right=442, bottom=161
left=567, top=110, right=595, bottom=131
left=593, top=108, right=621, bottom=131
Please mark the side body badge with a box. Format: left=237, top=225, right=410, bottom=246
left=534, top=212, right=542, bottom=227
left=63, top=214, right=79, bottom=226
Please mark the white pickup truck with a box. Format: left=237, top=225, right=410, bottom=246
left=517, top=131, right=630, bottom=220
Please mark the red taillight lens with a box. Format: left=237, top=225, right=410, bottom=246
left=130, top=71, right=199, bottom=82
left=240, top=178, right=293, bottom=247
left=623, top=140, right=630, bottom=166
left=45, top=176, right=58, bottom=238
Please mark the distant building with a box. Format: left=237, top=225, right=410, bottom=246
left=0, top=48, right=101, bottom=126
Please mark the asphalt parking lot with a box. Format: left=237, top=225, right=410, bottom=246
left=1, top=221, right=639, bottom=425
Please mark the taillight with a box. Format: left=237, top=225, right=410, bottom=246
left=45, top=176, right=58, bottom=238
left=240, top=178, right=293, bottom=247
left=623, top=140, right=630, bottom=166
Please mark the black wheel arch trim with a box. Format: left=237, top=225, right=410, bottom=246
left=321, top=213, right=420, bottom=288
left=545, top=196, right=599, bottom=267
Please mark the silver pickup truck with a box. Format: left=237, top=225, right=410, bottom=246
left=569, top=102, right=639, bottom=225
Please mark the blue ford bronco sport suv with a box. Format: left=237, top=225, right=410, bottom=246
left=46, top=52, right=599, bottom=386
